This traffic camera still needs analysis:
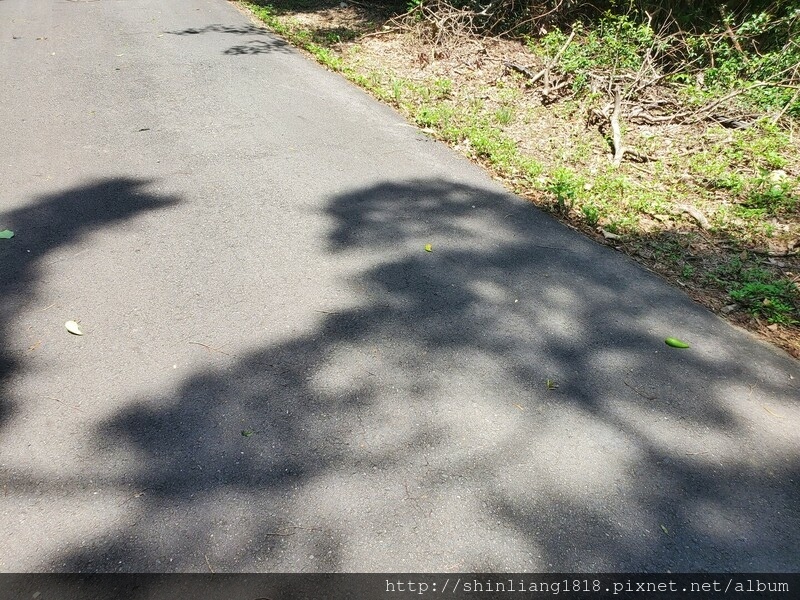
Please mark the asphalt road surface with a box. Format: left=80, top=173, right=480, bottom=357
left=1, top=0, right=798, bottom=573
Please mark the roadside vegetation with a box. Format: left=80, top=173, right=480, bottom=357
left=238, top=0, right=800, bottom=357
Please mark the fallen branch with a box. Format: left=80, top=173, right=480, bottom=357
left=48, top=396, right=84, bottom=412
left=503, top=29, right=574, bottom=89
left=675, top=203, right=710, bottom=230
left=188, top=341, right=232, bottom=356
left=503, top=61, right=543, bottom=84
left=622, top=148, right=654, bottom=163
left=719, top=6, right=749, bottom=64
left=749, top=247, right=800, bottom=257
left=686, top=82, right=799, bottom=124
left=542, top=29, right=575, bottom=99
left=623, top=379, right=658, bottom=400
left=772, top=86, right=800, bottom=125
left=610, top=87, right=624, bottom=167
left=542, top=78, right=570, bottom=102
left=358, top=25, right=404, bottom=39
left=547, top=29, right=576, bottom=69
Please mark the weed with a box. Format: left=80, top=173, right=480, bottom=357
left=730, top=278, right=799, bottom=325
left=649, top=236, right=688, bottom=267
left=581, top=203, right=601, bottom=227
left=547, top=167, right=581, bottom=213
left=468, top=96, right=485, bottom=112
left=494, top=106, right=515, bottom=125
left=391, top=78, right=405, bottom=104
left=731, top=124, right=792, bottom=170
left=690, top=154, right=744, bottom=192
left=307, top=43, right=343, bottom=70
left=603, top=221, right=622, bottom=234
left=709, top=260, right=799, bottom=324
left=247, top=3, right=287, bottom=34
left=744, top=175, right=797, bottom=215
left=433, top=78, right=453, bottom=99
left=689, top=7, right=800, bottom=116
left=418, top=78, right=453, bottom=102
left=529, top=15, right=656, bottom=95
left=519, top=157, right=544, bottom=180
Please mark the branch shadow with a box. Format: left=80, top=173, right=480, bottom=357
left=10, top=178, right=798, bottom=572
left=0, top=179, right=180, bottom=435
left=165, top=23, right=291, bottom=56
left=167, top=24, right=271, bottom=37
left=224, top=39, right=292, bottom=55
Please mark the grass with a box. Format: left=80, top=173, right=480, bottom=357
left=708, top=260, right=799, bottom=325
left=241, top=0, right=800, bottom=356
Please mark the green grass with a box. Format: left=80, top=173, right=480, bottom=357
left=744, top=175, right=797, bottom=215
left=708, top=259, right=799, bottom=325
left=494, top=106, right=515, bottom=125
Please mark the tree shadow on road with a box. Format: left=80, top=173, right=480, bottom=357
left=168, top=25, right=272, bottom=36
left=166, top=23, right=292, bottom=56
left=224, top=39, right=292, bottom=55
left=0, top=179, right=180, bottom=434
left=6, top=179, right=798, bottom=573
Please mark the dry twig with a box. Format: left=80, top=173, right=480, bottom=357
left=188, top=341, right=232, bottom=356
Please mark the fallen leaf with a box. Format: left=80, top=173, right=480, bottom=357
left=424, top=243, right=433, bottom=252
left=241, top=429, right=255, bottom=437
left=665, top=337, right=690, bottom=348
left=65, top=320, right=83, bottom=336
left=0, top=229, right=14, bottom=239
left=660, top=524, right=669, bottom=534
left=767, top=323, right=779, bottom=331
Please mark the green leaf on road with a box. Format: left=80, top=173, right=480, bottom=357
left=0, top=230, right=14, bottom=239
left=241, top=429, right=255, bottom=437
left=665, top=337, right=690, bottom=348
left=424, top=243, right=433, bottom=252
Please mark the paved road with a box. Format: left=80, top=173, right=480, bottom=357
left=1, top=0, right=798, bottom=573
